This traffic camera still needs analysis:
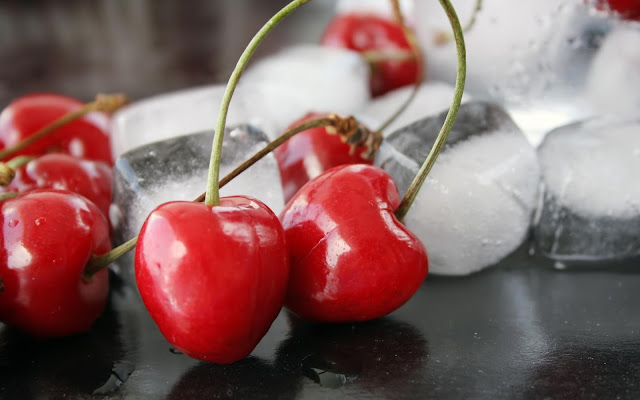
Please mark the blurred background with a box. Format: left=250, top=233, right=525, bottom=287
left=0, top=0, right=336, bottom=106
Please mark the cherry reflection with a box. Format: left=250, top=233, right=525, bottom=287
left=275, top=314, right=428, bottom=396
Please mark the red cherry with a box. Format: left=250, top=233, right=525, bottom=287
left=0, top=93, right=113, bottom=164
left=275, top=112, right=373, bottom=203
left=280, top=164, right=428, bottom=322
left=0, top=189, right=111, bottom=337
left=321, top=13, right=419, bottom=97
left=1, top=154, right=112, bottom=222
left=593, top=0, right=640, bottom=19
left=135, top=196, right=289, bottom=363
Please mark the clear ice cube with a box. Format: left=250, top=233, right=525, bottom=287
left=376, top=102, right=540, bottom=275
left=355, top=82, right=472, bottom=135
left=533, top=117, right=640, bottom=265
left=110, top=124, right=285, bottom=285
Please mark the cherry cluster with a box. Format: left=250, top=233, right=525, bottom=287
left=0, top=93, right=117, bottom=338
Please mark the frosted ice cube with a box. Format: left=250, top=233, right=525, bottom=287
left=586, top=27, right=640, bottom=118
left=376, top=102, right=540, bottom=275
left=110, top=124, right=284, bottom=285
left=533, top=117, right=640, bottom=264
left=241, top=45, right=371, bottom=136
left=110, top=85, right=274, bottom=158
left=355, top=82, right=472, bottom=135
left=414, top=1, right=608, bottom=144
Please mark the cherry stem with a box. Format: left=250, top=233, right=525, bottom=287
left=394, top=0, right=466, bottom=222
left=0, top=94, right=128, bottom=161
left=376, top=0, right=425, bottom=133
left=0, top=192, right=19, bottom=202
left=84, top=116, right=342, bottom=277
left=204, top=0, right=311, bottom=207
left=0, top=156, right=35, bottom=186
left=435, top=0, right=482, bottom=45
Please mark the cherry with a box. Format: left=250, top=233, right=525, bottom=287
left=280, top=164, right=428, bottom=322
left=0, top=189, right=111, bottom=338
left=321, top=13, right=419, bottom=97
left=1, top=154, right=112, bottom=222
left=0, top=93, right=113, bottom=164
left=135, top=196, right=289, bottom=363
left=593, top=0, right=640, bottom=20
left=275, top=112, right=373, bottom=202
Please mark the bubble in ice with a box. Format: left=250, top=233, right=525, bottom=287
left=110, top=124, right=284, bottom=286
left=586, top=26, right=640, bottom=118
left=533, top=117, right=640, bottom=264
left=355, top=82, right=472, bottom=136
left=376, top=102, right=540, bottom=275
left=241, top=45, right=371, bottom=136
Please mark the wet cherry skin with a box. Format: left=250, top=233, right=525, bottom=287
left=594, top=0, right=640, bottom=20
left=1, top=154, right=113, bottom=222
left=135, top=196, right=289, bottom=363
left=321, top=13, right=419, bottom=97
left=0, top=93, right=113, bottom=164
left=0, top=189, right=111, bottom=338
left=275, top=113, right=372, bottom=203
left=280, top=164, right=428, bottom=322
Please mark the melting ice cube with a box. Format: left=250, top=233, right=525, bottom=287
left=533, top=117, right=640, bottom=264
left=355, top=82, right=472, bottom=135
left=376, top=102, right=540, bottom=275
left=241, top=45, right=371, bottom=136
left=110, top=124, right=284, bottom=285
left=586, top=26, right=640, bottom=118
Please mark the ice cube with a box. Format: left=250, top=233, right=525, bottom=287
left=355, top=82, right=472, bottom=135
left=533, top=117, right=640, bottom=265
left=110, top=124, right=285, bottom=285
left=111, top=45, right=370, bottom=157
left=110, top=85, right=274, bottom=158
left=414, top=1, right=608, bottom=144
left=586, top=27, right=640, bottom=118
left=376, top=102, right=540, bottom=275
left=241, top=45, right=371, bottom=136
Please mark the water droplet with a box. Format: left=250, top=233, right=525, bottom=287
left=169, top=348, right=182, bottom=355
left=554, top=261, right=567, bottom=270
left=34, top=217, right=46, bottom=226
left=7, top=220, right=18, bottom=228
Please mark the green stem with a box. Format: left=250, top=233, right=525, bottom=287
left=84, top=116, right=337, bottom=276
left=394, top=0, right=466, bottom=222
left=204, top=0, right=311, bottom=206
left=436, top=0, right=482, bottom=45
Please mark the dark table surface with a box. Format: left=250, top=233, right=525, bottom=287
left=1, top=1, right=639, bottom=399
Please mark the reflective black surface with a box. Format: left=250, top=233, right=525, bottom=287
left=1, top=248, right=638, bottom=399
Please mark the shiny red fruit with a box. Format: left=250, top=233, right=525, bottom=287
left=275, top=113, right=372, bottom=203
left=321, top=13, right=419, bottom=97
left=2, top=154, right=112, bottom=222
left=135, top=196, right=289, bottom=363
left=0, top=189, right=111, bottom=337
left=593, top=0, right=640, bottom=19
left=0, top=93, right=113, bottom=164
left=280, top=164, right=428, bottom=322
